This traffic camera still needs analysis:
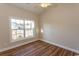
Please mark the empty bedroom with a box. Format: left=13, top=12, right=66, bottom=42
left=0, top=3, right=79, bottom=56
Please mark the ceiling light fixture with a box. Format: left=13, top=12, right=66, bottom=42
left=40, top=3, right=51, bottom=8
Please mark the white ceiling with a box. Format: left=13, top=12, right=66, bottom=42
left=10, top=3, right=57, bottom=15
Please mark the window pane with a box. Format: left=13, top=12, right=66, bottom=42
left=25, top=30, right=33, bottom=37
left=17, top=30, right=24, bottom=38
left=12, top=30, right=17, bottom=34
left=25, top=20, right=31, bottom=29
left=29, top=30, right=33, bottom=36
left=17, top=24, right=24, bottom=30
left=25, top=30, right=29, bottom=37
left=25, top=20, right=34, bottom=38
left=30, top=21, right=34, bottom=28
left=25, top=20, right=34, bottom=29
left=16, top=19, right=24, bottom=24
left=16, top=20, right=24, bottom=30
left=11, top=19, right=18, bottom=29
left=12, top=30, right=17, bottom=39
left=11, top=19, right=24, bottom=30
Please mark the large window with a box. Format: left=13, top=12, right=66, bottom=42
left=10, top=18, right=35, bottom=41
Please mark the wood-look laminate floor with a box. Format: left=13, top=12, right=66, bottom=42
left=0, top=40, right=78, bottom=56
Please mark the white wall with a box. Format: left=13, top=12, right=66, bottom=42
left=40, top=4, right=79, bottom=51
left=0, top=4, right=39, bottom=50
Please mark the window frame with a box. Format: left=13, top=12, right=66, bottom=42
left=9, top=17, right=36, bottom=42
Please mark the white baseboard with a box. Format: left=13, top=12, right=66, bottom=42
left=0, top=39, right=38, bottom=52
left=41, top=39, right=79, bottom=54
left=0, top=39, right=79, bottom=54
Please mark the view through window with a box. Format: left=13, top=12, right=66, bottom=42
left=11, top=18, right=34, bottom=40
